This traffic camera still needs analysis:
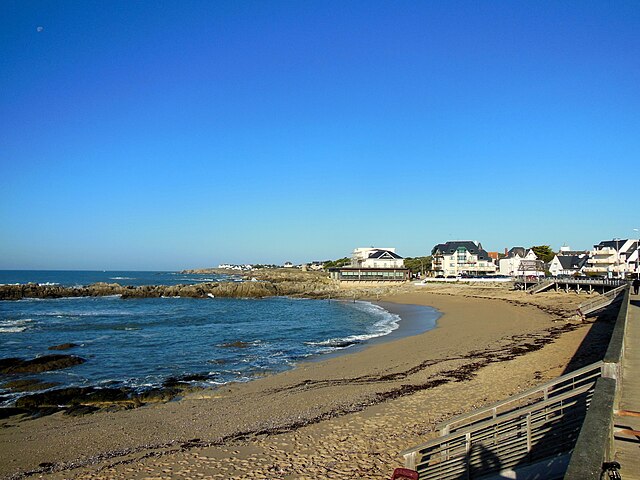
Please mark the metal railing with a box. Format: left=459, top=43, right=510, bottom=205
left=437, top=361, right=603, bottom=436
left=578, top=284, right=627, bottom=317
left=565, top=286, right=630, bottom=478
left=526, top=278, right=555, bottom=294
left=564, top=377, right=617, bottom=480
left=402, top=384, right=595, bottom=479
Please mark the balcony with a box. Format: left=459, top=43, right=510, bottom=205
left=591, top=247, right=617, bottom=255
left=588, top=257, right=615, bottom=264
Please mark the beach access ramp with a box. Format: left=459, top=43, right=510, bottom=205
left=400, top=362, right=603, bottom=479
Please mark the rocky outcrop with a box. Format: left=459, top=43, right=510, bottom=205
left=1, top=379, right=59, bottom=392
left=0, top=282, right=125, bottom=300
left=0, top=355, right=86, bottom=374
left=6, top=375, right=204, bottom=419
left=0, top=270, right=408, bottom=301
left=0, top=278, right=335, bottom=300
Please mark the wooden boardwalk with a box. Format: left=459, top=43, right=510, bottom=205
left=614, top=290, right=640, bottom=479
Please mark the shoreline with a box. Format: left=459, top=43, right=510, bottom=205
left=1, top=286, right=611, bottom=479
left=0, top=296, right=438, bottom=414
left=304, top=299, right=441, bottom=362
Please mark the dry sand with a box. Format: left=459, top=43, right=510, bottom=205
left=0, top=283, right=616, bottom=479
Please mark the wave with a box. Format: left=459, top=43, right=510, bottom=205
left=0, top=318, right=34, bottom=333
left=307, top=301, right=401, bottom=352
left=109, top=277, right=135, bottom=280
left=0, top=326, right=29, bottom=333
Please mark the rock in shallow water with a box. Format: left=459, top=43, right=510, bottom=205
left=0, top=354, right=86, bottom=374
left=219, top=341, right=253, bottom=348
left=48, top=343, right=79, bottom=351
left=1, top=378, right=59, bottom=392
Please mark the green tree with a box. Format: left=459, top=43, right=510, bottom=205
left=403, top=256, right=432, bottom=274
left=323, top=257, right=351, bottom=269
left=531, top=245, right=555, bottom=264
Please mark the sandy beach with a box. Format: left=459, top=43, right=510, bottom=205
left=0, top=283, right=616, bottom=479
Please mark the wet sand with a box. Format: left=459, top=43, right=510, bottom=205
left=0, top=284, right=614, bottom=479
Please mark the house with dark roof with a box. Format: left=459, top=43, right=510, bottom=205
left=498, top=247, right=544, bottom=277
left=328, top=247, right=410, bottom=282
left=584, top=239, right=639, bottom=278
left=548, top=253, right=589, bottom=276
left=430, top=241, right=497, bottom=277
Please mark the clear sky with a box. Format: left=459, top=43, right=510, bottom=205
left=1, top=1, right=639, bottom=270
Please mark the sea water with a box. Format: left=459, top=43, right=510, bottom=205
left=0, top=271, right=439, bottom=406
left=0, top=270, right=237, bottom=287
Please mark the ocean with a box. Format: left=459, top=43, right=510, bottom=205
left=0, top=271, right=439, bottom=407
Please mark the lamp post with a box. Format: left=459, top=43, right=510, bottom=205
left=634, top=229, right=640, bottom=279
left=614, top=237, right=620, bottom=279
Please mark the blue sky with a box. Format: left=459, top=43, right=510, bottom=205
left=1, top=1, right=639, bottom=270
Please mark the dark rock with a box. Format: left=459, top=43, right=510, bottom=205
left=331, top=340, right=359, bottom=348
left=64, top=405, right=100, bottom=416
left=0, top=354, right=86, bottom=374
left=15, top=386, right=132, bottom=409
left=219, top=341, right=253, bottom=348
left=48, top=343, right=79, bottom=351
left=0, top=407, right=30, bottom=420
left=104, top=403, right=136, bottom=412
left=177, top=373, right=210, bottom=382
left=137, top=387, right=180, bottom=404
left=0, top=358, right=23, bottom=371
left=162, top=377, right=189, bottom=388
left=15, top=387, right=95, bottom=408
left=83, top=387, right=131, bottom=404
left=29, top=407, right=63, bottom=418
left=1, top=378, right=59, bottom=392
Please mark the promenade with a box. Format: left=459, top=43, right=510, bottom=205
left=614, top=290, right=640, bottom=479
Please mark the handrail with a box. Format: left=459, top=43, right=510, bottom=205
left=578, top=284, right=627, bottom=317
left=518, top=277, right=627, bottom=286
left=527, top=278, right=555, bottom=294
left=564, top=377, right=617, bottom=480
left=402, top=383, right=594, bottom=477
left=603, top=286, right=630, bottom=380
left=436, top=361, right=603, bottom=435
left=401, top=382, right=594, bottom=461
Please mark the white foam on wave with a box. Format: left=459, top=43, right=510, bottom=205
left=0, top=326, right=28, bottom=333
left=37, top=282, right=60, bottom=286
left=0, top=318, right=34, bottom=333
left=308, top=301, right=401, bottom=351
left=109, top=277, right=134, bottom=280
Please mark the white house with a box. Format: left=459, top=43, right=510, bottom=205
left=499, top=247, right=543, bottom=277
left=328, top=247, right=410, bottom=282
left=431, top=241, right=497, bottom=277
left=548, top=253, right=589, bottom=276
left=351, top=247, right=405, bottom=269
left=584, top=239, right=639, bottom=278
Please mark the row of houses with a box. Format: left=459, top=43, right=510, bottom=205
left=330, top=238, right=640, bottom=282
